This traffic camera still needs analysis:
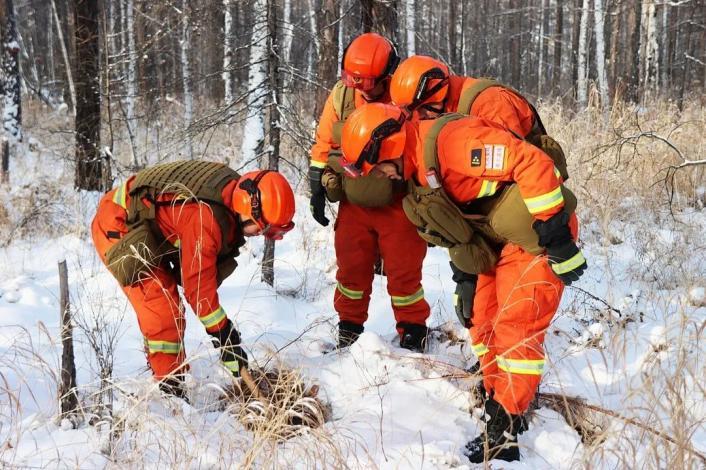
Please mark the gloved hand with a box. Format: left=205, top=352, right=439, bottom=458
left=532, top=211, right=587, bottom=285
left=450, top=262, right=477, bottom=328
left=308, top=166, right=330, bottom=226
left=209, top=319, right=249, bottom=377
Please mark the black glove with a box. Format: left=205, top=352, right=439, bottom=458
left=308, top=166, right=330, bottom=226
left=208, top=319, right=248, bottom=377
left=450, top=262, right=477, bottom=328
left=533, top=211, right=587, bottom=285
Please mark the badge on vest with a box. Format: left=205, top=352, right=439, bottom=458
left=470, top=149, right=482, bottom=167
left=483, top=144, right=506, bottom=171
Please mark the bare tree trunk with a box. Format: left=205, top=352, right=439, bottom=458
left=180, top=0, right=193, bottom=159
left=552, top=0, right=563, bottom=93
left=73, top=0, right=104, bottom=190
left=223, top=0, right=235, bottom=105
left=641, top=0, right=658, bottom=96
left=262, top=0, right=280, bottom=287
left=51, top=0, right=76, bottom=113
left=405, top=0, right=415, bottom=56
left=593, top=0, right=609, bottom=110
left=3, top=0, right=22, bottom=141
left=360, top=0, right=398, bottom=38
left=1, top=137, right=9, bottom=184
left=538, top=0, right=547, bottom=96
left=315, top=0, right=338, bottom=117
left=282, top=0, right=293, bottom=82
left=58, top=260, right=79, bottom=422
left=626, top=0, right=642, bottom=102
left=577, top=0, right=590, bottom=106
left=125, top=0, right=139, bottom=166
left=240, top=0, right=267, bottom=166
left=306, top=0, right=319, bottom=79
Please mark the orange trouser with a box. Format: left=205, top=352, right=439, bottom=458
left=91, top=189, right=186, bottom=379
left=333, top=199, right=430, bottom=330
left=470, top=214, right=578, bottom=415
left=470, top=243, right=563, bottom=415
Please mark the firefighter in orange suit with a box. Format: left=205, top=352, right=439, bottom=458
left=308, top=33, right=431, bottom=351
left=91, top=161, right=295, bottom=399
left=390, top=55, right=540, bottom=138
left=340, top=104, right=587, bottom=463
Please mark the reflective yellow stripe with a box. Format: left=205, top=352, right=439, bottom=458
left=472, top=342, right=490, bottom=357
left=391, top=287, right=425, bottom=307
left=310, top=160, right=327, bottom=169
left=223, top=360, right=241, bottom=373
left=497, top=357, right=544, bottom=375
left=553, top=167, right=562, bottom=179
left=477, top=180, right=499, bottom=198
left=337, top=282, right=364, bottom=300
left=145, top=339, right=182, bottom=354
left=112, top=181, right=128, bottom=209
left=172, top=239, right=181, bottom=248
left=199, top=306, right=226, bottom=329
left=523, top=186, right=564, bottom=215
left=551, top=251, right=586, bottom=275
left=453, top=293, right=460, bottom=307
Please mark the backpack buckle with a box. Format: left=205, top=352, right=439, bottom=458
left=425, top=170, right=440, bottom=189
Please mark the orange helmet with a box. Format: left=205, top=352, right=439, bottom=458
left=390, top=55, right=450, bottom=110
left=340, top=103, right=406, bottom=177
left=231, top=170, right=295, bottom=240
left=341, top=33, right=399, bottom=91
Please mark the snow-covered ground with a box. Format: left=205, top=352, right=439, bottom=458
left=0, top=133, right=704, bottom=469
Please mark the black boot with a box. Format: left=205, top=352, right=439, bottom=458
left=465, top=396, right=522, bottom=463
left=208, top=319, right=249, bottom=378
left=338, top=321, right=364, bottom=348
left=398, top=322, right=428, bottom=352
left=159, top=374, right=189, bottom=403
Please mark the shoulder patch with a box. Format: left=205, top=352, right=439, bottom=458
left=492, top=145, right=506, bottom=170
left=470, top=149, right=482, bottom=167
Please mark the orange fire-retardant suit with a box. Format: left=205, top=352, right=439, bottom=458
left=91, top=178, right=242, bottom=378
left=409, top=116, right=579, bottom=415
left=311, top=85, right=430, bottom=335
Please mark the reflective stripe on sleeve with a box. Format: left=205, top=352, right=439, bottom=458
left=477, top=180, right=499, bottom=198
left=337, top=282, right=364, bottom=300
left=523, top=186, right=564, bottom=215
left=310, top=161, right=327, bottom=169
left=391, top=287, right=425, bottom=307
left=145, top=339, right=183, bottom=355
left=199, top=306, right=227, bottom=329
left=112, top=181, right=128, bottom=209
left=551, top=251, right=586, bottom=275
left=471, top=342, right=490, bottom=357
left=497, top=356, right=545, bottom=375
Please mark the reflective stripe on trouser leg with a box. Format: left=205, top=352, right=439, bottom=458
left=490, top=243, right=563, bottom=415
left=375, top=200, right=430, bottom=326
left=334, top=202, right=377, bottom=326
left=199, top=305, right=227, bottom=330
left=471, top=342, right=490, bottom=357
left=469, top=271, right=499, bottom=395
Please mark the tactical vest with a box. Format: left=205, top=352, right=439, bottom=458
left=457, top=78, right=570, bottom=181
left=322, top=81, right=402, bottom=208
left=402, top=114, right=577, bottom=275
left=105, top=161, right=245, bottom=287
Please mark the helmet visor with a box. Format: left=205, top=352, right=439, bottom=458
left=341, top=70, right=378, bottom=91
left=343, top=116, right=405, bottom=178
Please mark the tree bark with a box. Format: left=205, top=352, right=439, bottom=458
left=315, top=0, right=338, bottom=117
left=405, top=0, right=415, bottom=56
left=240, top=0, right=267, bottom=166
left=552, top=0, right=563, bottom=93
left=262, top=0, right=280, bottom=287
left=577, top=0, right=590, bottom=106
left=2, top=0, right=22, bottom=141
left=360, top=0, right=398, bottom=38
left=58, top=260, right=79, bottom=421
left=594, top=0, right=609, bottom=109
left=180, top=0, right=193, bottom=159
left=73, top=0, right=104, bottom=190
left=626, top=0, right=642, bottom=102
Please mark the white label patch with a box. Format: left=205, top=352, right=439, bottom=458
left=484, top=145, right=494, bottom=169
left=492, top=145, right=505, bottom=170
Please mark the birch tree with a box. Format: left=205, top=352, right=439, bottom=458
left=180, top=0, right=193, bottom=159
left=240, top=0, right=268, bottom=166
left=594, top=0, right=609, bottom=109
left=405, top=0, right=416, bottom=56
left=2, top=0, right=21, bottom=141
left=641, top=0, right=659, bottom=93
left=223, top=0, right=235, bottom=105
left=125, top=0, right=139, bottom=165
left=577, top=0, right=590, bottom=107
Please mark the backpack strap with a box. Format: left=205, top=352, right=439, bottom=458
left=422, top=113, right=467, bottom=180
left=457, top=79, right=502, bottom=115
left=331, top=80, right=356, bottom=121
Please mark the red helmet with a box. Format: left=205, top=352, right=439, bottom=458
left=390, top=55, right=450, bottom=110
left=340, top=103, right=407, bottom=177
left=231, top=170, right=295, bottom=240
left=341, top=33, right=399, bottom=91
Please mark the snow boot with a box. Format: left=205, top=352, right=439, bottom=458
left=398, top=322, right=428, bottom=352
left=465, top=396, right=522, bottom=463
left=158, top=374, right=189, bottom=403
left=209, top=319, right=249, bottom=378
left=338, top=321, right=364, bottom=348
